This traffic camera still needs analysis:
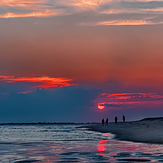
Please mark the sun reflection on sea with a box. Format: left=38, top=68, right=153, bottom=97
left=98, top=140, right=107, bottom=152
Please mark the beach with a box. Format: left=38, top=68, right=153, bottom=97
left=1, top=123, right=163, bottom=162
left=86, top=117, right=163, bottom=144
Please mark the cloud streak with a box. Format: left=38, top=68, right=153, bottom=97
left=96, top=20, right=150, bottom=25
left=97, top=92, right=163, bottom=109
left=98, top=101, right=163, bottom=109
left=0, top=10, right=59, bottom=18
left=0, top=0, right=45, bottom=9
left=102, top=93, right=163, bottom=99
left=0, top=0, right=163, bottom=27
left=0, top=76, right=74, bottom=89
left=71, top=0, right=108, bottom=8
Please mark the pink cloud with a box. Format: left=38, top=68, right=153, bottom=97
left=18, top=91, right=33, bottom=94
left=97, top=92, right=163, bottom=109
left=98, top=101, right=163, bottom=108
left=102, top=93, right=163, bottom=100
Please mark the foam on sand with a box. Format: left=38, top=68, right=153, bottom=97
left=86, top=117, right=163, bottom=144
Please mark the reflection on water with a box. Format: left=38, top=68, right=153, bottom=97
left=98, top=140, right=107, bottom=152
left=0, top=124, right=163, bottom=162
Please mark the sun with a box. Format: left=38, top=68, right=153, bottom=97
left=98, top=103, right=105, bottom=110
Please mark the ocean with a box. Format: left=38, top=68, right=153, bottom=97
left=0, top=124, right=163, bottom=163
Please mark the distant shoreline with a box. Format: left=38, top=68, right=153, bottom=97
left=2, top=117, right=163, bottom=144
left=86, top=117, right=163, bottom=144
left=0, top=122, right=99, bottom=125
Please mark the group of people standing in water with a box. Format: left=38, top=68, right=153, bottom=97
left=102, top=115, right=125, bottom=126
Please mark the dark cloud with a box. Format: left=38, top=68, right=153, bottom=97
left=0, top=81, right=34, bottom=94
left=104, top=104, right=122, bottom=107
left=0, top=86, right=99, bottom=123
left=120, top=1, right=163, bottom=9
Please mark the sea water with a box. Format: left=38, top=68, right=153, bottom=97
left=0, top=124, right=163, bottom=162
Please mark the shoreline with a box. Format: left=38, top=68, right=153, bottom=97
left=86, top=117, right=163, bottom=144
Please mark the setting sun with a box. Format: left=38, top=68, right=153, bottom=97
left=98, top=103, right=105, bottom=110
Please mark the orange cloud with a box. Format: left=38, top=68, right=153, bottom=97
left=100, top=9, right=129, bottom=14
left=96, top=20, right=150, bottom=26
left=72, top=0, right=107, bottom=8
left=0, top=10, right=58, bottom=18
left=142, top=8, right=163, bottom=12
left=100, top=8, right=163, bottom=15
left=80, top=20, right=153, bottom=26
left=0, top=0, right=45, bottom=9
left=0, top=75, right=74, bottom=89
left=0, top=0, right=108, bottom=10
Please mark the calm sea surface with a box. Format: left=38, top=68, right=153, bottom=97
left=0, top=124, right=163, bottom=163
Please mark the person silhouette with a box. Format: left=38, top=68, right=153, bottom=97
left=106, top=118, right=108, bottom=125
left=123, top=115, right=125, bottom=122
left=102, top=118, right=104, bottom=126
left=115, top=116, right=118, bottom=124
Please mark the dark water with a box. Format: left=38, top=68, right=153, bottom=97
left=0, top=124, right=163, bottom=162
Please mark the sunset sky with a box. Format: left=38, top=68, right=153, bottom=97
left=0, top=0, right=163, bottom=123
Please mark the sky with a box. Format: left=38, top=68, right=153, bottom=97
left=0, top=0, right=163, bottom=123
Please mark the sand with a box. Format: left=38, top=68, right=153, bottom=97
left=86, top=117, right=163, bottom=144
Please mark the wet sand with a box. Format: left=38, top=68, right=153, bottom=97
left=86, top=117, right=163, bottom=144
